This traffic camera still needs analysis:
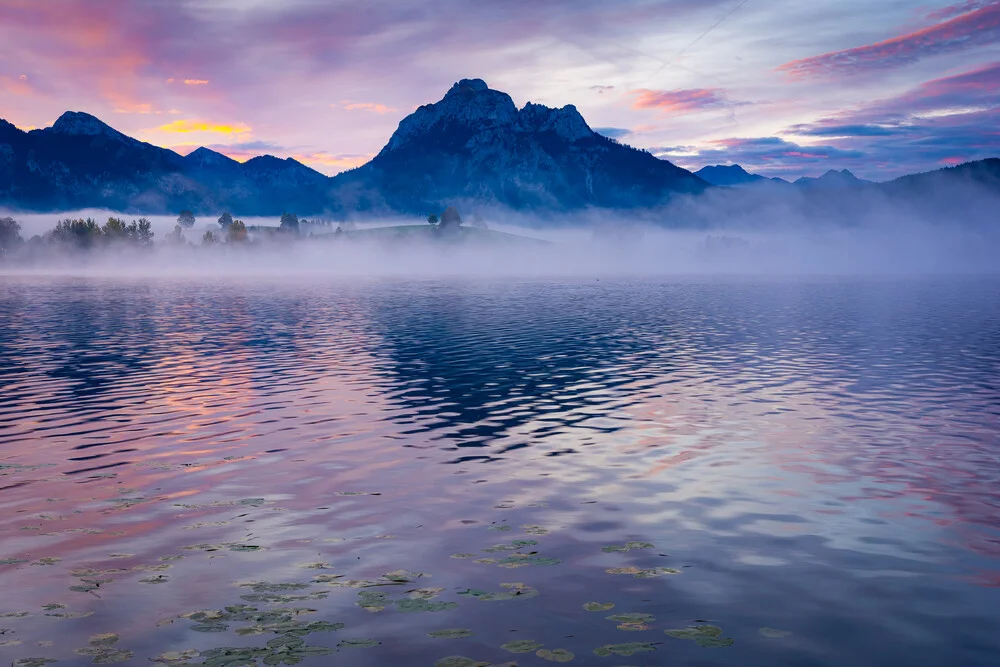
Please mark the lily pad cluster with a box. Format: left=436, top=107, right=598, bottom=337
left=593, top=641, right=659, bottom=657
left=75, top=632, right=133, bottom=664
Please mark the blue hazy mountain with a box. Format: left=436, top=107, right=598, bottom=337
left=794, top=169, right=874, bottom=188
left=0, top=80, right=708, bottom=215
left=0, top=113, right=330, bottom=215
left=1, top=81, right=998, bottom=218
left=329, top=79, right=708, bottom=212
left=695, top=164, right=770, bottom=186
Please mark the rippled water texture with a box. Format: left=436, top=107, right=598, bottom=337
left=1, top=277, right=999, bottom=666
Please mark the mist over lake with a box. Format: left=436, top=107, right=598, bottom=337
left=1, top=276, right=999, bottom=666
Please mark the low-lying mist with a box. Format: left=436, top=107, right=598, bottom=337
left=2, top=187, right=999, bottom=277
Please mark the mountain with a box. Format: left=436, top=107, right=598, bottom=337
left=328, top=79, right=707, bottom=212
left=794, top=169, right=873, bottom=188
left=695, top=164, right=769, bottom=186
left=0, top=112, right=331, bottom=215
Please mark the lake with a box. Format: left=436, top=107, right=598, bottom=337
left=1, top=276, right=999, bottom=667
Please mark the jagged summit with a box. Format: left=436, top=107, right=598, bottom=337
left=336, top=77, right=706, bottom=211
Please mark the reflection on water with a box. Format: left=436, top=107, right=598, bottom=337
left=1, top=276, right=999, bottom=666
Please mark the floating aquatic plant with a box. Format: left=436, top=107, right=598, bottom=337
left=458, top=582, right=538, bottom=601
left=429, top=628, right=474, bottom=639
left=665, top=624, right=734, bottom=647
left=16, top=659, right=58, bottom=667
left=601, top=542, right=654, bottom=553
left=338, top=638, right=380, bottom=648
left=537, top=648, right=574, bottom=662
left=75, top=632, right=133, bottom=664
left=501, top=639, right=543, bottom=653
left=592, top=642, right=658, bottom=657
left=605, top=567, right=680, bottom=578
left=435, top=656, right=491, bottom=667
left=522, top=525, right=550, bottom=535
left=583, top=602, right=615, bottom=612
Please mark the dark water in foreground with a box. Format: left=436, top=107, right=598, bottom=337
left=1, top=277, right=999, bottom=667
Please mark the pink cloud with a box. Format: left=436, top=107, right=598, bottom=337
left=779, top=3, right=1000, bottom=78
left=628, top=88, right=731, bottom=115
left=341, top=102, right=397, bottom=114
left=183, top=79, right=209, bottom=85
left=927, top=0, right=997, bottom=22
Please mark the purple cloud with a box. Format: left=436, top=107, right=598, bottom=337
left=778, top=3, right=1000, bottom=78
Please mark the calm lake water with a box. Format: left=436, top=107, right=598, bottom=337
left=1, top=276, right=999, bottom=667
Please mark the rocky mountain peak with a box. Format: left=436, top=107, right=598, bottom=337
left=518, top=102, right=593, bottom=142
left=50, top=111, right=127, bottom=141
left=384, top=79, right=518, bottom=152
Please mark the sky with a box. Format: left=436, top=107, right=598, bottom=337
left=1, top=0, right=998, bottom=181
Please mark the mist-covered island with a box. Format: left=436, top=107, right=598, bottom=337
left=4, top=2, right=1000, bottom=666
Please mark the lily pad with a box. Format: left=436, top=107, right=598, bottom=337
left=664, top=625, right=721, bottom=640
left=429, top=628, right=474, bottom=639
left=450, top=553, right=477, bottom=559
left=593, top=642, right=658, bottom=657
left=338, top=638, right=380, bottom=648
left=395, top=598, right=458, bottom=613
left=16, top=659, right=58, bottom=667
left=601, top=542, right=654, bottom=553
left=522, top=525, right=550, bottom=535
left=583, top=602, right=615, bottom=612
left=458, top=582, right=538, bottom=602
left=608, top=612, right=654, bottom=630
left=502, top=639, right=543, bottom=653
left=665, top=625, right=734, bottom=647
left=0, top=558, right=29, bottom=565
left=435, top=657, right=491, bottom=667
left=537, top=648, right=574, bottom=662
left=605, top=567, right=680, bottom=578
left=152, top=650, right=199, bottom=663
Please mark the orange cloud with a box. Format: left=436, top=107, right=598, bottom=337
left=183, top=79, right=209, bottom=85
left=341, top=102, right=397, bottom=114
left=155, top=120, right=251, bottom=134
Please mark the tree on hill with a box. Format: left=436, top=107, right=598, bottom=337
left=218, top=212, right=233, bottom=230
left=279, top=212, right=299, bottom=233
left=439, top=206, right=462, bottom=230
left=178, top=210, right=196, bottom=228
left=202, top=230, right=218, bottom=245
left=228, top=219, right=248, bottom=243
left=427, top=214, right=438, bottom=225
left=0, top=216, right=23, bottom=256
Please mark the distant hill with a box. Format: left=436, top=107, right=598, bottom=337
left=0, top=113, right=329, bottom=215
left=795, top=169, right=874, bottom=188
left=695, top=164, right=769, bottom=186
left=329, top=78, right=708, bottom=213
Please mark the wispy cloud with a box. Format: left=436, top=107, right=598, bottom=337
left=779, top=3, right=1000, bottom=78
left=629, top=88, right=734, bottom=115
left=339, top=102, right=398, bottom=114
left=183, top=79, right=209, bottom=85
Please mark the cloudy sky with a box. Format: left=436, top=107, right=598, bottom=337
left=1, top=0, right=998, bottom=180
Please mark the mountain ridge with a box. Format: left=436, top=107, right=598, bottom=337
left=1, top=83, right=999, bottom=219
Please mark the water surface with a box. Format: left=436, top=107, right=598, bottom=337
left=1, top=277, right=999, bottom=666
